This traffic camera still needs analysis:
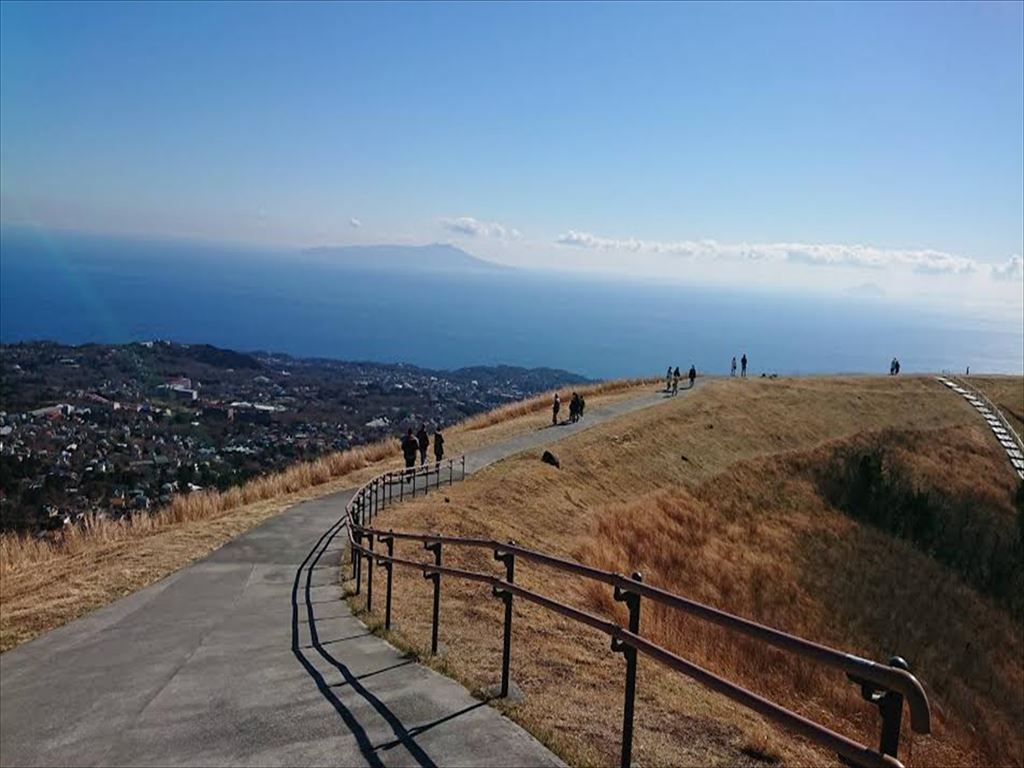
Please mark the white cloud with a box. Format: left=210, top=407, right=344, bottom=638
left=441, top=216, right=521, bottom=240
left=349, top=217, right=361, bottom=229
left=991, top=254, right=1023, bottom=281
left=555, top=230, right=979, bottom=276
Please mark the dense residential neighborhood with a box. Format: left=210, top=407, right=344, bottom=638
left=0, top=341, right=587, bottom=533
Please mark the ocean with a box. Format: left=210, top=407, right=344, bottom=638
left=1, top=228, right=1021, bottom=379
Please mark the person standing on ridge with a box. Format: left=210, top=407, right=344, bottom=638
left=416, top=423, right=430, bottom=466
left=569, top=392, right=580, bottom=423
left=433, top=427, right=445, bottom=466
left=688, top=364, right=697, bottom=388
left=672, top=366, right=681, bottom=396
left=666, top=366, right=673, bottom=392
left=401, top=428, right=418, bottom=473
left=741, top=354, right=748, bottom=378
left=578, top=394, right=586, bottom=420
left=731, top=356, right=737, bottom=377
left=552, top=393, right=561, bottom=425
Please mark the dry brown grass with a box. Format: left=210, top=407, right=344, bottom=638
left=352, top=375, right=1024, bottom=767
left=0, top=379, right=654, bottom=652
left=456, top=378, right=656, bottom=432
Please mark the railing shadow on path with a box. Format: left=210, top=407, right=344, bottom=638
left=290, top=510, right=438, bottom=768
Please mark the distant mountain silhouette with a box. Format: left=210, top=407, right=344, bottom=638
left=301, top=244, right=507, bottom=274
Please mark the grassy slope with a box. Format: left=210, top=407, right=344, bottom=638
left=354, top=376, right=1024, bottom=767
left=0, top=378, right=653, bottom=652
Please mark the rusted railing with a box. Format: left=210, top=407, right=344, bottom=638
left=343, top=457, right=931, bottom=768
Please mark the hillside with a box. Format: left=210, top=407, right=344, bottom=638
left=354, top=376, right=1024, bottom=767
left=0, top=340, right=589, bottom=533
left=0, top=377, right=648, bottom=652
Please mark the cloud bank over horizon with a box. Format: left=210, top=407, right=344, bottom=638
left=553, top=229, right=1018, bottom=280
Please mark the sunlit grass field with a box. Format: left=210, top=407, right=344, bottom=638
left=354, top=376, right=1023, bottom=767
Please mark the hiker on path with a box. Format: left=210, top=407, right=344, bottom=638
left=731, top=356, right=737, bottom=377
left=741, top=354, right=748, bottom=378
left=569, top=392, right=580, bottom=423
left=552, top=393, right=561, bottom=425
left=672, top=367, right=681, bottom=396
left=578, top=394, right=586, bottom=419
left=688, top=365, right=696, bottom=388
left=666, top=366, right=673, bottom=392
left=433, top=428, right=445, bottom=465
left=401, top=428, right=419, bottom=471
left=417, top=424, right=430, bottom=466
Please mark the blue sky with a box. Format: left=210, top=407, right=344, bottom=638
left=2, top=1, right=1022, bottom=316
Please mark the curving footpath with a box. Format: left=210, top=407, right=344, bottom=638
left=0, top=386, right=678, bottom=768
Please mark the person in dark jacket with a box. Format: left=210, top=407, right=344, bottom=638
left=578, top=394, right=586, bottom=419
left=401, top=428, right=418, bottom=471
left=688, top=364, right=696, bottom=388
left=433, top=428, right=445, bottom=465
left=416, top=424, right=430, bottom=466
left=740, top=353, right=748, bottom=378
left=552, top=393, right=561, bottom=425
left=569, top=392, right=580, bottom=423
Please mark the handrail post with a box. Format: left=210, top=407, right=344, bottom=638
left=354, top=529, right=363, bottom=595
left=366, top=532, right=374, bottom=612
left=493, top=542, right=516, bottom=698
left=449, top=458, right=453, bottom=486
left=387, top=471, right=393, bottom=505
left=462, top=455, right=466, bottom=480
left=879, top=657, right=908, bottom=759
left=400, top=469, right=405, bottom=501
left=350, top=524, right=358, bottom=580
left=380, top=531, right=394, bottom=631
left=423, top=541, right=442, bottom=655
left=847, top=655, right=910, bottom=764
left=612, top=572, right=643, bottom=768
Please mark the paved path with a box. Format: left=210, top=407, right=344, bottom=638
left=0, top=386, right=677, bottom=767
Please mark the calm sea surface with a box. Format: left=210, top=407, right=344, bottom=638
left=2, top=229, right=1021, bottom=379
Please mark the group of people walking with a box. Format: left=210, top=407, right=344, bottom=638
left=665, top=365, right=697, bottom=395
left=730, top=354, right=748, bottom=377
left=551, top=391, right=586, bottom=425
left=401, top=423, right=445, bottom=469
left=889, top=357, right=901, bottom=376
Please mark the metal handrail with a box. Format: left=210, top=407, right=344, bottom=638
left=342, top=454, right=931, bottom=768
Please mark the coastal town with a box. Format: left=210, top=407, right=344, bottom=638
left=0, top=340, right=587, bottom=534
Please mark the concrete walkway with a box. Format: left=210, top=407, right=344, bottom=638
left=0, top=385, right=678, bottom=767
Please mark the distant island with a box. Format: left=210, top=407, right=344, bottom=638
left=0, top=340, right=588, bottom=533
left=300, top=243, right=508, bottom=273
